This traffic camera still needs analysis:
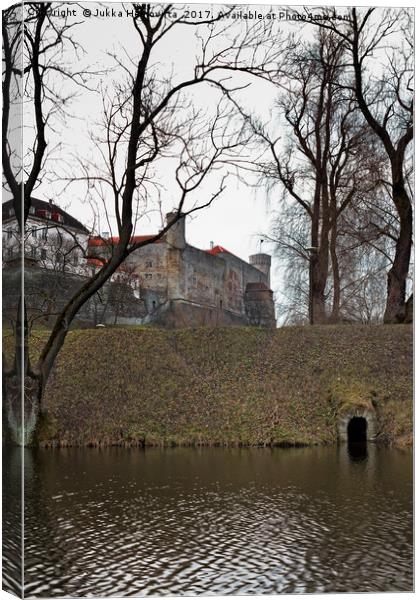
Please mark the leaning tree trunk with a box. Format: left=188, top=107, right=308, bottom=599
left=383, top=175, right=412, bottom=324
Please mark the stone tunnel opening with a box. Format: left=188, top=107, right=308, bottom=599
left=347, top=416, right=367, bottom=443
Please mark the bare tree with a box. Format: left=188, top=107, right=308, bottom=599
left=308, top=7, right=413, bottom=323
left=3, top=1, right=92, bottom=444
left=3, top=3, right=284, bottom=444
left=251, top=29, right=385, bottom=324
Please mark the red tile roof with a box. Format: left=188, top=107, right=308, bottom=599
left=86, top=258, right=105, bottom=267
left=205, top=245, right=231, bottom=255
left=86, top=257, right=139, bottom=277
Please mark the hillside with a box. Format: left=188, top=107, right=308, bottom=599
left=16, top=324, right=410, bottom=448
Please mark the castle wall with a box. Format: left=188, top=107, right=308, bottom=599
left=176, top=245, right=271, bottom=315
left=215, top=251, right=270, bottom=313
left=127, top=242, right=167, bottom=293
left=180, top=246, right=225, bottom=308
left=126, top=239, right=275, bottom=327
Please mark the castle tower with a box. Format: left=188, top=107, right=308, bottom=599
left=249, top=253, right=271, bottom=288
left=165, top=211, right=186, bottom=249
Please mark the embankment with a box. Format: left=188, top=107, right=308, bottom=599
left=25, top=324, right=412, bottom=448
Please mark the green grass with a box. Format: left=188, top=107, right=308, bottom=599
left=3, top=324, right=412, bottom=447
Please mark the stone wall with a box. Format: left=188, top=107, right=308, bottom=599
left=2, top=265, right=146, bottom=327
left=128, top=234, right=275, bottom=327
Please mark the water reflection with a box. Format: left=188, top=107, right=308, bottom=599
left=2, top=446, right=23, bottom=597
left=3, top=445, right=412, bottom=596
left=347, top=441, right=368, bottom=462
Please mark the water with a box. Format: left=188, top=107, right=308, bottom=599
left=4, top=445, right=413, bottom=596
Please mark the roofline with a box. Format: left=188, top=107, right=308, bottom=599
left=2, top=198, right=90, bottom=235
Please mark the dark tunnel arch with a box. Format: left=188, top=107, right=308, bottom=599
left=347, top=416, right=367, bottom=443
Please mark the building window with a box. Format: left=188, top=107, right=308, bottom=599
left=9, top=208, right=14, bottom=217
left=29, top=206, right=36, bottom=215
left=40, top=248, right=47, bottom=260
left=46, top=211, right=51, bottom=219
left=30, top=246, right=37, bottom=259
left=73, top=253, right=78, bottom=266
left=8, top=248, right=13, bottom=259
left=146, top=259, right=153, bottom=268
left=152, top=300, right=156, bottom=310
left=32, top=226, right=37, bottom=238
left=145, top=273, right=152, bottom=280
left=220, top=299, right=223, bottom=309
left=7, top=229, right=12, bottom=240
left=41, top=228, right=47, bottom=240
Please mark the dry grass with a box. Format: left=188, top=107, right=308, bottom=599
left=4, top=324, right=412, bottom=447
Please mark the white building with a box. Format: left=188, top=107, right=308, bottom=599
left=2, top=198, right=90, bottom=275
left=2, top=198, right=141, bottom=303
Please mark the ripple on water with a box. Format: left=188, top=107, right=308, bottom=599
left=11, top=445, right=413, bottom=596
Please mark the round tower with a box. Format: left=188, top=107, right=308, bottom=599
left=165, top=211, right=186, bottom=249
left=249, top=253, right=271, bottom=288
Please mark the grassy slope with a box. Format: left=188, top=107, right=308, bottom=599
left=24, top=324, right=412, bottom=448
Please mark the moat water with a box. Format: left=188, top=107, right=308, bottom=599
left=3, top=445, right=413, bottom=596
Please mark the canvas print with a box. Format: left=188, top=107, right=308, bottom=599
left=2, top=1, right=413, bottom=597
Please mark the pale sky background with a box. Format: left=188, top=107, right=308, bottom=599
left=3, top=1, right=407, bottom=320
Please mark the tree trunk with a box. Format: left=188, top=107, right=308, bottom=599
left=383, top=176, right=412, bottom=324
left=312, top=289, right=327, bottom=324
left=311, top=182, right=330, bottom=325
left=3, top=296, right=43, bottom=446
left=329, top=207, right=340, bottom=323
left=312, top=247, right=329, bottom=324
left=3, top=373, right=41, bottom=446
left=404, top=294, right=413, bottom=324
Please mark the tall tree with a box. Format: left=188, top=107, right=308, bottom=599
left=252, top=30, right=384, bottom=323
left=310, top=8, right=413, bottom=323
left=2, top=3, right=283, bottom=444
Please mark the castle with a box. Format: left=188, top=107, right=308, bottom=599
left=89, top=212, right=276, bottom=327
left=3, top=201, right=276, bottom=328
